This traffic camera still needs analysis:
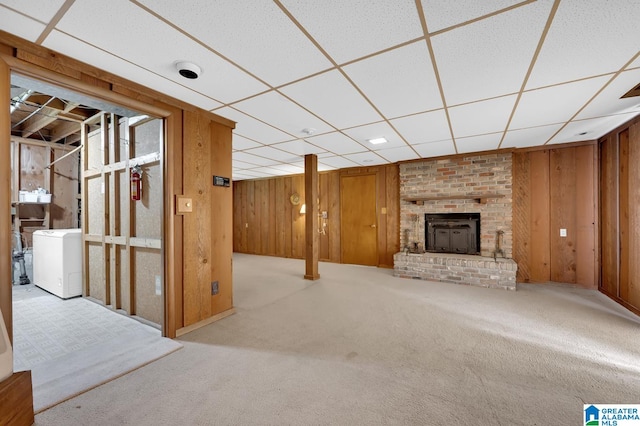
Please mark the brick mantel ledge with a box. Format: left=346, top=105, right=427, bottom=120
left=393, top=252, right=517, bottom=290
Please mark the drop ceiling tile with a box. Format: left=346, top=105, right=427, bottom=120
left=527, top=0, right=640, bottom=89
left=249, top=167, right=294, bottom=177
left=279, top=0, right=423, bottom=64
left=232, top=172, right=256, bottom=181
left=391, top=109, right=451, bottom=145
left=455, top=133, right=502, bottom=153
left=547, top=113, right=639, bottom=145
left=137, top=0, right=332, bottom=86
left=0, top=6, right=46, bottom=42
left=244, top=146, right=301, bottom=163
left=510, top=75, right=610, bottom=129
left=215, top=107, right=293, bottom=145
left=232, top=160, right=260, bottom=170
left=343, top=151, right=387, bottom=166
left=232, top=134, right=263, bottom=151
left=0, top=0, right=67, bottom=23
left=268, top=163, right=305, bottom=175
left=305, top=132, right=366, bottom=155
left=56, top=0, right=267, bottom=105
left=376, top=146, right=419, bottom=163
left=319, top=156, right=360, bottom=169
left=233, top=92, right=334, bottom=136
left=501, top=123, right=564, bottom=148
left=44, top=30, right=222, bottom=111
left=628, top=56, right=640, bottom=70
left=343, top=41, right=442, bottom=118
left=343, top=122, right=406, bottom=149
left=432, top=1, right=552, bottom=105
left=421, top=0, right=523, bottom=33
left=449, top=95, right=517, bottom=138
left=412, top=140, right=456, bottom=158
left=280, top=70, right=381, bottom=129
left=233, top=152, right=282, bottom=167
left=270, top=140, right=328, bottom=156
left=318, top=163, right=338, bottom=172
left=576, top=69, right=640, bottom=120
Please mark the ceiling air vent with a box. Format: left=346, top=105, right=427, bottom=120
left=621, top=82, right=640, bottom=99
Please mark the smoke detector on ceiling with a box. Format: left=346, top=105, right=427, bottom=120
left=175, top=61, right=202, bottom=79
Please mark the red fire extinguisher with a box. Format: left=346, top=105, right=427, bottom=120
left=130, top=165, right=142, bottom=201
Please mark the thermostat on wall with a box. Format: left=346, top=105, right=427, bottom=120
left=213, top=176, right=230, bottom=187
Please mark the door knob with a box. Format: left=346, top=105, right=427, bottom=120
left=370, top=224, right=376, bottom=228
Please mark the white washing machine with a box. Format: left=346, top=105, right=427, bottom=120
left=33, top=228, right=82, bottom=299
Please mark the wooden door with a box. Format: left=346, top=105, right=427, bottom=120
left=340, top=174, right=377, bottom=266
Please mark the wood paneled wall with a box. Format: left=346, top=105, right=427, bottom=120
left=598, top=116, right=640, bottom=315
left=0, top=30, right=235, bottom=339
left=233, top=164, right=400, bottom=268
left=512, top=145, right=597, bottom=288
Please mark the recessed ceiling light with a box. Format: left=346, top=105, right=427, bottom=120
left=175, top=61, right=201, bottom=79
left=302, top=128, right=316, bottom=135
left=577, top=131, right=589, bottom=136
left=368, top=137, right=387, bottom=145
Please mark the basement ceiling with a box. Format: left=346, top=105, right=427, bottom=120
left=1, top=0, right=639, bottom=180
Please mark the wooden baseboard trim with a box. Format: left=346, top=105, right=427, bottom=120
left=176, top=308, right=236, bottom=337
left=599, top=288, right=640, bottom=317
left=0, top=370, right=34, bottom=426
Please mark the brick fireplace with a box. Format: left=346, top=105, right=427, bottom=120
left=393, top=153, right=517, bottom=290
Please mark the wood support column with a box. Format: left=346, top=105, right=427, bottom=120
left=304, top=154, right=320, bottom=280
left=0, top=59, right=12, bottom=342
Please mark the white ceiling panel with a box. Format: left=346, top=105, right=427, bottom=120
left=391, top=109, right=451, bottom=145
left=56, top=0, right=267, bottom=105
left=0, top=6, right=46, bottom=42
left=233, top=91, right=334, bottom=136
left=271, top=140, right=328, bottom=156
left=238, top=168, right=286, bottom=178
left=421, top=0, right=524, bottom=33
left=455, top=133, right=502, bottom=153
left=319, top=156, right=360, bottom=169
left=136, top=0, right=332, bottom=87
left=432, top=1, right=552, bottom=105
left=215, top=107, right=293, bottom=145
left=376, top=146, right=420, bottom=163
left=318, top=163, right=337, bottom=172
left=268, top=163, right=305, bottom=175
left=627, top=56, right=640, bottom=70
left=0, top=0, right=66, bottom=23
left=413, top=140, right=456, bottom=158
left=576, top=69, right=640, bottom=120
left=244, top=146, right=301, bottom=163
left=305, top=132, right=366, bottom=155
left=280, top=0, right=423, bottom=64
left=280, top=70, right=381, bottom=129
left=233, top=160, right=262, bottom=170
left=548, top=113, right=640, bottom=145
left=510, top=76, right=610, bottom=130
left=232, top=171, right=260, bottom=181
left=343, top=41, right=442, bottom=119
left=501, top=123, right=564, bottom=148
left=44, top=30, right=223, bottom=111
left=232, top=134, right=263, bottom=151
left=449, top=95, right=516, bottom=138
left=343, top=122, right=407, bottom=149
left=527, top=0, right=640, bottom=89
left=233, top=152, right=282, bottom=167
left=344, top=151, right=387, bottom=166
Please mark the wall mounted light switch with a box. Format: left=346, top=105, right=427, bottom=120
left=560, top=228, right=567, bottom=237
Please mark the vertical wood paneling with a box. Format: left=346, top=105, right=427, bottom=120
left=619, top=130, right=629, bottom=300
left=283, top=177, right=293, bottom=257
left=512, top=152, right=531, bottom=282
left=550, top=148, right=577, bottom=284
left=327, top=171, right=341, bottom=263
left=529, top=150, right=551, bottom=282
left=182, top=110, right=212, bottom=326
left=246, top=181, right=256, bottom=254
left=0, top=58, right=11, bottom=341
left=274, top=178, right=286, bottom=257
left=627, top=123, right=640, bottom=309
left=599, top=136, right=619, bottom=296
left=575, top=145, right=596, bottom=288
left=292, top=175, right=305, bottom=258
left=210, top=121, right=233, bottom=316
left=267, top=179, right=277, bottom=256
left=319, top=173, right=329, bottom=261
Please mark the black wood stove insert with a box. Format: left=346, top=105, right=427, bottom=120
left=425, top=213, right=480, bottom=255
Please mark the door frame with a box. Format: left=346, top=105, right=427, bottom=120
left=0, top=52, right=176, bottom=340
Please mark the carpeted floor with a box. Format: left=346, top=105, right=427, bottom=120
left=12, top=285, right=182, bottom=413
left=34, top=254, right=640, bottom=425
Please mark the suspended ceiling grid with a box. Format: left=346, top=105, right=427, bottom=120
left=1, top=0, right=639, bottom=180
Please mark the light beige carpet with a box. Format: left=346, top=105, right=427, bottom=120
left=35, top=254, right=640, bottom=425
